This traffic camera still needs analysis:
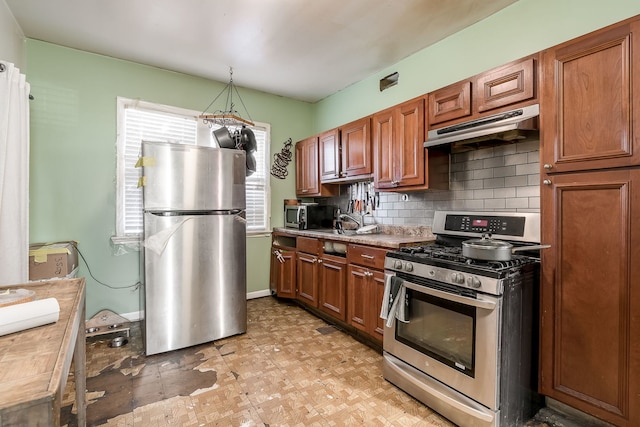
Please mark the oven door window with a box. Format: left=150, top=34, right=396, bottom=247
left=396, top=290, right=476, bottom=377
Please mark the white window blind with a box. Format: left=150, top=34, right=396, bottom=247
left=115, top=97, right=270, bottom=242
left=215, top=124, right=269, bottom=232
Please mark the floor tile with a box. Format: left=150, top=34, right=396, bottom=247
left=60, top=296, right=554, bottom=426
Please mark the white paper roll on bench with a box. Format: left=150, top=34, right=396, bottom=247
left=0, top=298, right=60, bottom=336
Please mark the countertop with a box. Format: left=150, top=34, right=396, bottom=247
left=272, top=225, right=436, bottom=249
left=0, top=278, right=86, bottom=426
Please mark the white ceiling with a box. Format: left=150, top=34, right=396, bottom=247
left=6, top=0, right=517, bottom=103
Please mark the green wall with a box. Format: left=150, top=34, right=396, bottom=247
left=313, top=0, right=640, bottom=132
left=26, top=40, right=311, bottom=318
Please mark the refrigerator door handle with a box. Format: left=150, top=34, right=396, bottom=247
left=147, top=209, right=244, bottom=217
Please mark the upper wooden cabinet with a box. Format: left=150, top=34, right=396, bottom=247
left=319, top=117, right=373, bottom=183
left=319, top=129, right=340, bottom=181
left=374, top=97, right=449, bottom=191
left=475, top=56, right=535, bottom=113
left=295, top=136, right=338, bottom=197
left=296, top=137, right=318, bottom=195
left=428, top=81, right=472, bottom=126
left=428, top=55, right=538, bottom=129
left=340, top=117, right=373, bottom=179
left=540, top=20, right=640, bottom=173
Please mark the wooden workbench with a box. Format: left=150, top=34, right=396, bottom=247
left=0, top=278, right=86, bottom=427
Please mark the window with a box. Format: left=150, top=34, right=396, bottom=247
left=114, top=97, right=270, bottom=244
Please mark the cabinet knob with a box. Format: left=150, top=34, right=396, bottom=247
left=318, top=259, right=323, bottom=264
left=543, top=164, right=553, bottom=170
left=301, top=189, right=308, bottom=193
left=543, top=179, right=552, bottom=185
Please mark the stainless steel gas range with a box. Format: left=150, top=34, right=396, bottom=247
left=382, top=211, right=544, bottom=427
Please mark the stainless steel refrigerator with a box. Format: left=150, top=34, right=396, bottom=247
left=141, top=141, right=247, bottom=355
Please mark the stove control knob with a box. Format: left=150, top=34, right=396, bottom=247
left=404, top=262, right=413, bottom=272
left=394, top=260, right=403, bottom=270
left=467, top=276, right=482, bottom=288
left=428, top=270, right=435, bottom=277
left=450, top=273, right=465, bottom=284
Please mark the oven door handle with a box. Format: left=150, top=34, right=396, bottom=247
left=402, top=281, right=497, bottom=311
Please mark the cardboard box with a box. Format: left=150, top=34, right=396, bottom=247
left=28, top=241, right=79, bottom=281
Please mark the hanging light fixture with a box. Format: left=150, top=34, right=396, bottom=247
left=199, top=68, right=258, bottom=176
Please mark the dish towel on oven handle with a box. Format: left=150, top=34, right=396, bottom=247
left=380, top=275, right=409, bottom=327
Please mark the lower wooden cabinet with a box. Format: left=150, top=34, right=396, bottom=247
left=270, top=233, right=388, bottom=345
left=297, top=252, right=320, bottom=308
left=540, top=168, right=640, bottom=426
left=270, top=247, right=296, bottom=299
left=347, top=265, right=385, bottom=342
left=318, top=255, right=347, bottom=321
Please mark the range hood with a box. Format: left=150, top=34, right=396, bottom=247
left=425, top=104, right=539, bottom=150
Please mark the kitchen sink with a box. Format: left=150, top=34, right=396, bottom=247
left=313, top=227, right=379, bottom=236
left=313, top=229, right=357, bottom=235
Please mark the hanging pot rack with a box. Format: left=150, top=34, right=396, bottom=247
left=198, top=67, right=255, bottom=127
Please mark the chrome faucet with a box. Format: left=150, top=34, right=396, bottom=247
left=338, top=213, right=363, bottom=229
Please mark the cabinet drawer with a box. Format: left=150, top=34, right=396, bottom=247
left=297, top=236, right=321, bottom=254
left=428, top=80, right=472, bottom=126
left=272, top=233, right=296, bottom=249
left=475, top=57, right=535, bottom=113
left=347, top=244, right=387, bottom=270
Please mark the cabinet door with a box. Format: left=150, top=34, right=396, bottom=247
left=475, top=57, right=535, bottom=113
left=428, top=80, right=472, bottom=126
left=297, top=252, right=319, bottom=307
left=373, top=98, right=425, bottom=189
left=295, top=137, right=320, bottom=196
left=319, top=129, right=340, bottom=182
left=541, top=21, right=640, bottom=173
left=319, top=257, right=347, bottom=321
left=394, top=98, right=425, bottom=187
left=270, top=249, right=296, bottom=299
left=347, top=264, right=369, bottom=332
left=371, top=269, right=386, bottom=341
left=373, top=108, right=395, bottom=189
left=341, top=117, right=372, bottom=177
left=540, top=169, right=640, bottom=426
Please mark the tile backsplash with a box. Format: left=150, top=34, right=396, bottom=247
left=324, top=140, right=540, bottom=227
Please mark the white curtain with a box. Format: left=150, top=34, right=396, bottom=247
left=0, top=61, right=30, bottom=286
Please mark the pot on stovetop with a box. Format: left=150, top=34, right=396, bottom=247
left=462, top=233, right=550, bottom=261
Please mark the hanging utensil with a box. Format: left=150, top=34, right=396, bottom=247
left=212, top=127, right=235, bottom=148
left=241, top=125, right=257, bottom=152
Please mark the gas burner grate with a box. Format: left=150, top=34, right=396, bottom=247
left=464, top=256, right=536, bottom=269
left=397, top=244, right=538, bottom=272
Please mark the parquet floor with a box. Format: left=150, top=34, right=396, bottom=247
left=61, top=296, right=457, bottom=426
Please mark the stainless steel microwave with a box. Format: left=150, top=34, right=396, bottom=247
left=284, top=204, right=335, bottom=229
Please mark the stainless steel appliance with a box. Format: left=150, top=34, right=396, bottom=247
left=425, top=104, right=539, bottom=148
left=382, top=211, right=543, bottom=427
left=141, top=141, right=247, bottom=356
left=284, top=204, right=335, bottom=229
